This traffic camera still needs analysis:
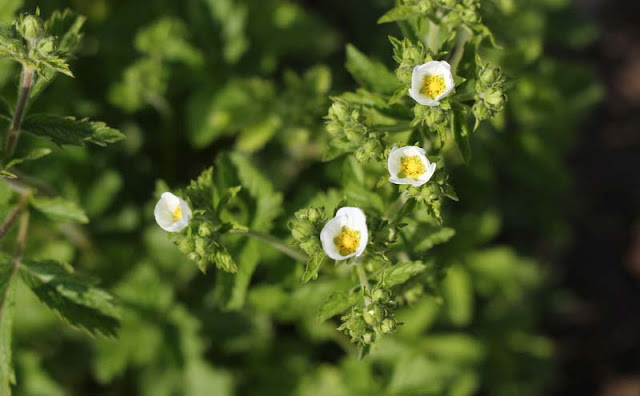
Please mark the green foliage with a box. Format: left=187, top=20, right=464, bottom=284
left=19, top=259, right=120, bottom=336
left=0, top=0, right=600, bottom=395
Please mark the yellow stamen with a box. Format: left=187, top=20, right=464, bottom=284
left=333, top=226, right=361, bottom=256
left=400, top=156, right=426, bottom=179
left=420, top=74, right=446, bottom=99
left=172, top=205, right=182, bottom=222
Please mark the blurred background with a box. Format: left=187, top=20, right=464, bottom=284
left=0, top=0, right=638, bottom=395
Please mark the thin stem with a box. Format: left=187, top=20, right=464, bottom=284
left=355, top=260, right=371, bottom=306
left=384, top=191, right=409, bottom=221
left=230, top=228, right=308, bottom=262
left=0, top=210, right=30, bottom=329
left=5, top=66, right=35, bottom=159
left=448, top=27, right=472, bottom=75
left=0, top=193, right=30, bottom=240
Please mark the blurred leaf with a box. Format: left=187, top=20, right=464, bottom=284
left=442, top=265, right=473, bottom=326
left=22, top=114, right=124, bottom=147
left=345, top=44, right=399, bottom=95
left=19, top=259, right=120, bottom=336
left=204, top=0, right=249, bottom=64
left=0, top=0, right=23, bottom=23
left=414, top=225, right=456, bottom=252
left=135, top=17, right=203, bottom=67
left=31, top=196, right=88, bottom=224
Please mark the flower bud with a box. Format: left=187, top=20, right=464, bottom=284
left=198, top=223, right=214, bottom=237
left=19, top=15, right=44, bottom=41
left=363, top=305, right=384, bottom=326
left=177, top=237, right=195, bottom=254
left=361, top=331, right=376, bottom=345
left=195, top=237, right=208, bottom=256
left=37, top=37, right=55, bottom=55
left=380, top=318, right=397, bottom=334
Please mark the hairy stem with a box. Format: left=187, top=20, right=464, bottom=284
left=448, top=27, right=472, bottom=74
left=355, top=259, right=371, bottom=306
left=5, top=66, right=36, bottom=159
left=230, top=229, right=307, bottom=262
left=0, top=193, right=30, bottom=240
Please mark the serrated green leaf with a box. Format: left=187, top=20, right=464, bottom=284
left=19, top=259, right=120, bottom=337
left=414, top=226, right=456, bottom=252
left=302, top=253, right=326, bottom=284
left=317, top=289, right=360, bottom=322
left=22, top=114, right=124, bottom=147
left=378, top=6, right=413, bottom=24
left=31, top=196, right=89, bottom=223
left=345, top=44, right=399, bottom=95
left=378, top=261, right=427, bottom=288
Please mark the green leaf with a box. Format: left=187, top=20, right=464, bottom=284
left=0, top=170, right=16, bottom=179
left=414, top=226, right=456, bottom=252
left=19, top=259, right=120, bottom=336
left=22, top=114, right=125, bottom=147
left=31, top=196, right=89, bottom=224
left=453, top=107, right=471, bottom=163
left=442, top=265, right=473, bottom=326
left=317, top=289, right=360, bottom=322
left=5, top=147, right=51, bottom=169
left=0, top=0, right=23, bottom=24
left=378, top=6, right=413, bottom=24
left=378, top=261, right=427, bottom=288
left=345, top=44, right=399, bottom=95
left=302, top=253, right=327, bottom=284
left=134, top=17, right=203, bottom=67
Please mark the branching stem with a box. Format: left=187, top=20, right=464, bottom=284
left=0, top=193, right=31, bottom=240
left=355, top=259, right=371, bottom=306
left=5, top=66, right=36, bottom=160
left=230, top=228, right=308, bottom=262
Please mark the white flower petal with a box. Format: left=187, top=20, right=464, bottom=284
left=408, top=60, right=454, bottom=106
left=320, top=207, right=368, bottom=261
left=154, top=192, right=192, bottom=232
left=387, top=145, right=435, bottom=187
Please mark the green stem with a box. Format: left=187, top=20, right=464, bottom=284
left=230, top=228, right=307, bottom=262
left=384, top=191, right=409, bottom=221
left=355, top=260, right=371, bottom=306
left=448, top=27, right=472, bottom=75
left=5, top=66, right=35, bottom=160
left=0, top=210, right=29, bottom=330
left=0, top=193, right=30, bottom=240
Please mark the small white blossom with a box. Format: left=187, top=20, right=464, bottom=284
left=387, top=145, right=436, bottom=187
left=408, top=60, right=454, bottom=106
left=154, top=192, right=192, bottom=232
left=320, top=207, right=368, bottom=261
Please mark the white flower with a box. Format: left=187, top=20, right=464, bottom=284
left=154, top=192, right=192, bottom=232
left=408, top=60, right=454, bottom=106
left=320, top=207, right=368, bottom=261
left=387, top=145, right=437, bottom=187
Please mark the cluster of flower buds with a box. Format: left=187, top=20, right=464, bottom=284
left=325, top=97, right=385, bottom=162
left=472, top=58, right=506, bottom=126
left=338, top=288, right=399, bottom=346
left=290, top=207, right=327, bottom=257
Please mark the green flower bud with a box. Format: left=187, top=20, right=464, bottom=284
left=187, top=252, right=199, bottom=261
left=19, top=15, right=44, bottom=41
left=380, top=318, right=397, bottom=334
left=484, top=90, right=505, bottom=108
left=198, top=223, right=214, bottom=237
left=370, top=288, right=387, bottom=303
left=363, top=305, right=384, bottom=326
left=37, top=37, right=55, bottom=56
left=362, top=331, right=376, bottom=345
left=177, top=237, right=195, bottom=254
left=195, top=237, right=208, bottom=256
left=479, top=65, right=500, bottom=86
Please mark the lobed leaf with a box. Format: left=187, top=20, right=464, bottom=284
left=19, top=259, right=120, bottom=337
left=22, top=114, right=124, bottom=147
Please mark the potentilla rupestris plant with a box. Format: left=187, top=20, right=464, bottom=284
left=155, top=0, right=507, bottom=358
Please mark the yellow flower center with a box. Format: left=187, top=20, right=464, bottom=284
left=420, top=74, right=446, bottom=99
left=172, top=205, right=182, bottom=222
left=333, top=226, right=361, bottom=256
left=400, top=156, right=426, bottom=179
